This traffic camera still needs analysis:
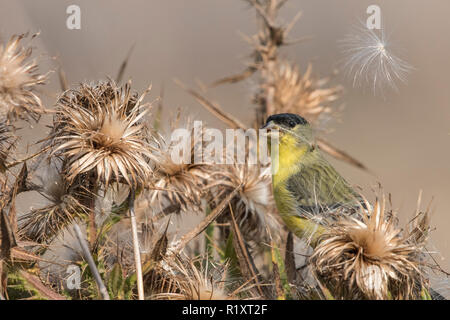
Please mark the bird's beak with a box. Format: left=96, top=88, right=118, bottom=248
left=261, top=121, right=279, bottom=136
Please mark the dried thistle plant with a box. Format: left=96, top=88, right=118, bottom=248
left=18, top=166, right=91, bottom=243
left=211, top=158, right=277, bottom=244
left=146, top=120, right=211, bottom=212
left=310, top=196, right=429, bottom=299
left=1, top=1, right=446, bottom=301
left=273, top=61, right=342, bottom=125
left=0, top=34, right=48, bottom=122
left=151, top=254, right=245, bottom=300
left=50, top=81, right=153, bottom=188
left=100, top=216, right=166, bottom=272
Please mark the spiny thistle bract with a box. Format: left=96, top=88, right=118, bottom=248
left=273, top=61, right=342, bottom=125
left=146, top=121, right=211, bottom=212
left=310, top=196, right=429, bottom=299
left=211, top=158, right=277, bottom=244
left=51, top=81, right=153, bottom=188
left=0, top=34, right=48, bottom=122
left=150, top=254, right=246, bottom=300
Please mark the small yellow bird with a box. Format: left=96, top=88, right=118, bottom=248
left=262, top=113, right=364, bottom=243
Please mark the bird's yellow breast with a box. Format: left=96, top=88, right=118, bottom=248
left=271, top=136, right=321, bottom=240
left=271, top=133, right=308, bottom=189
left=271, top=133, right=307, bottom=217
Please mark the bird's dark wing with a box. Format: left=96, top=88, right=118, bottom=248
left=285, top=160, right=364, bottom=220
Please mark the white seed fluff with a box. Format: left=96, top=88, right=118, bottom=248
left=340, top=22, right=413, bottom=94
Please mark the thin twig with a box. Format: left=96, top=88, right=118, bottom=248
left=210, top=66, right=258, bottom=88
left=116, top=44, right=135, bottom=84
left=173, top=184, right=243, bottom=253
left=58, top=67, right=68, bottom=91
left=229, top=204, right=266, bottom=298
left=19, top=270, right=66, bottom=300
left=174, top=79, right=247, bottom=129
left=128, top=187, right=145, bottom=300
left=73, top=224, right=110, bottom=300
left=316, top=137, right=368, bottom=171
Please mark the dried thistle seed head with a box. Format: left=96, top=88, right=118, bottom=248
left=211, top=159, right=278, bottom=243
left=272, top=61, right=342, bottom=125
left=52, top=81, right=153, bottom=188
left=18, top=168, right=91, bottom=243
left=146, top=121, right=210, bottom=212
left=0, top=34, right=48, bottom=122
left=150, top=254, right=240, bottom=300
left=310, top=196, right=428, bottom=300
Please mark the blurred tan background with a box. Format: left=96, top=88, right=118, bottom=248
left=1, top=0, right=449, bottom=280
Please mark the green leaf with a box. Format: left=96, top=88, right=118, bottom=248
left=107, top=263, right=124, bottom=299
left=124, top=273, right=137, bottom=300
left=222, top=232, right=240, bottom=278
left=6, top=269, right=45, bottom=300
left=271, top=243, right=292, bottom=300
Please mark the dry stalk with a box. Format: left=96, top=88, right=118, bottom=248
left=128, top=187, right=144, bottom=300
left=73, top=224, right=110, bottom=300
left=172, top=184, right=243, bottom=254
left=229, top=203, right=266, bottom=298
left=175, top=79, right=246, bottom=129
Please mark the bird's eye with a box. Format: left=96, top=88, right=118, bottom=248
left=288, top=120, right=296, bottom=127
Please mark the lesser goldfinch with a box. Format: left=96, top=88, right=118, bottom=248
left=262, top=113, right=363, bottom=244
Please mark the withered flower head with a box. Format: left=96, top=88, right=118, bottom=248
left=211, top=159, right=277, bottom=243
left=273, top=61, right=342, bottom=125
left=146, top=120, right=210, bottom=211
left=310, top=196, right=429, bottom=300
left=52, top=81, right=153, bottom=188
left=18, top=166, right=90, bottom=243
left=151, top=254, right=241, bottom=300
left=0, top=34, right=48, bottom=122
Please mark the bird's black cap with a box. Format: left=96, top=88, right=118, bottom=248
left=264, top=113, right=308, bottom=128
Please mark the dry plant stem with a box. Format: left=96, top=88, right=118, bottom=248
left=7, top=163, right=28, bottom=234
left=116, top=44, right=135, bottom=84
left=316, top=138, right=368, bottom=171
left=58, top=67, right=68, bottom=91
left=128, top=187, right=144, bottom=300
left=19, top=270, right=66, bottom=300
left=73, top=224, right=110, bottom=300
left=253, top=0, right=280, bottom=119
left=284, top=231, right=297, bottom=283
left=5, top=144, right=51, bottom=170
left=175, top=79, right=246, bottom=129
left=229, top=204, right=266, bottom=298
left=88, top=176, right=98, bottom=248
left=173, top=184, right=243, bottom=253
left=0, top=262, right=6, bottom=299
left=88, top=212, right=96, bottom=248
